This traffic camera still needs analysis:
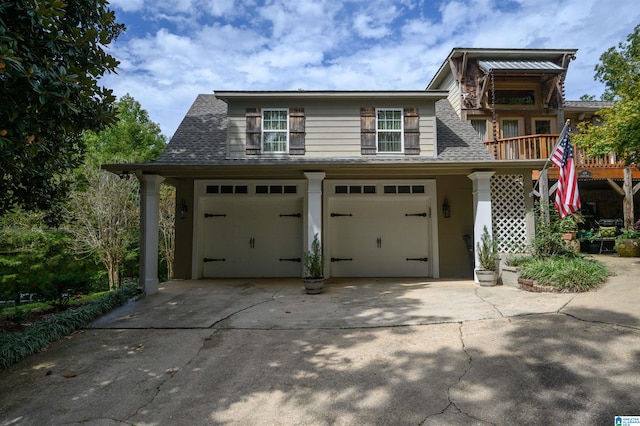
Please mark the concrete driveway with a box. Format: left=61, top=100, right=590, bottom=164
left=1, top=255, right=639, bottom=425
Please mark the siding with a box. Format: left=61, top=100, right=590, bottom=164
left=227, top=99, right=437, bottom=158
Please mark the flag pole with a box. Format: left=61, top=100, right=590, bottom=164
left=533, top=119, right=571, bottom=194
left=532, top=119, right=571, bottom=223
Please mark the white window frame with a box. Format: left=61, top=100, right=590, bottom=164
left=262, top=108, right=289, bottom=153
left=376, top=108, right=404, bottom=153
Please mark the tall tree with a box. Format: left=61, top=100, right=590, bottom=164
left=83, top=94, right=167, bottom=165
left=574, top=24, right=640, bottom=228
left=575, top=24, right=640, bottom=165
left=0, top=0, right=124, bottom=220
left=67, top=166, right=138, bottom=290
left=68, top=95, right=169, bottom=289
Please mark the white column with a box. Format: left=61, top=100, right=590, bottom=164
left=304, top=172, right=325, bottom=271
left=138, top=174, right=165, bottom=294
left=468, top=171, right=495, bottom=282
left=304, top=172, right=325, bottom=245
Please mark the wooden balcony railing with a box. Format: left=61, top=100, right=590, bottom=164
left=484, top=134, right=622, bottom=168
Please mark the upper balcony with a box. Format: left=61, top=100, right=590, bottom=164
left=484, top=134, right=640, bottom=179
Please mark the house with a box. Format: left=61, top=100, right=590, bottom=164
left=105, top=87, right=544, bottom=293
left=426, top=47, right=638, bottom=227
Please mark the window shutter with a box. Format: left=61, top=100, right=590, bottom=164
left=246, top=108, right=261, bottom=155
left=361, top=107, right=376, bottom=155
left=289, top=108, right=305, bottom=155
left=404, top=107, right=420, bottom=155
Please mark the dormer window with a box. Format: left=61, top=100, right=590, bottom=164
left=262, top=109, right=288, bottom=153
left=376, top=108, right=403, bottom=153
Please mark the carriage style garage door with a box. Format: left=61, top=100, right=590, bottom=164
left=328, top=181, right=434, bottom=277
left=198, top=183, right=303, bottom=278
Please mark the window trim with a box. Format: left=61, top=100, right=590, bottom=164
left=375, top=108, right=404, bottom=153
left=261, top=108, right=289, bottom=153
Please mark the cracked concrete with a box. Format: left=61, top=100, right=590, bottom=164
left=1, top=255, right=639, bottom=425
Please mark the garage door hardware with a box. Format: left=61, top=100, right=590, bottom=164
left=377, top=237, right=382, bottom=248
left=279, top=213, right=301, bottom=217
left=331, top=213, right=353, bottom=217
left=204, top=213, right=227, bottom=218
left=279, top=258, right=301, bottom=262
left=405, top=213, right=427, bottom=217
left=249, top=238, right=255, bottom=248
left=331, top=257, right=353, bottom=262
left=204, top=258, right=226, bottom=262
left=406, top=257, right=429, bottom=262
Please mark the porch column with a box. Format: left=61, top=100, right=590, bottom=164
left=468, top=171, right=495, bottom=282
left=138, top=173, right=165, bottom=294
left=304, top=172, right=325, bottom=270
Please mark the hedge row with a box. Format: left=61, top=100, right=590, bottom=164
left=0, top=286, right=138, bottom=368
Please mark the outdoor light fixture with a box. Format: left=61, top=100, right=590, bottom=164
left=179, top=199, right=188, bottom=220
left=442, top=198, right=451, bottom=218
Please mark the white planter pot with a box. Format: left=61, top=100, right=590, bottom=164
left=476, top=270, right=498, bottom=287
left=500, top=266, right=521, bottom=288
left=303, top=278, right=324, bottom=294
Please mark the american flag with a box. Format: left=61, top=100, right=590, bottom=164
left=550, top=128, right=580, bottom=218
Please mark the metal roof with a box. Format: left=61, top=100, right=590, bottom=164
left=477, top=60, right=565, bottom=73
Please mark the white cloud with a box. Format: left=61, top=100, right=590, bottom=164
left=103, top=0, right=640, bottom=137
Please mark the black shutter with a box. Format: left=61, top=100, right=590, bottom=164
left=361, top=107, right=376, bottom=155
left=404, top=107, right=420, bottom=155
left=246, top=108, right=261, bottom=155
left=289, top=108, right=305, bottom=155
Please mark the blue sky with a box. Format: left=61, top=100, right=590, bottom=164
left=102, top=0, right=640, bottom=138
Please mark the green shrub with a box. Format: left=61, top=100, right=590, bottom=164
left=520, top=257, right=609, bottom=292
left=0, top=285, right=137, bottom=369
left=504, top=254, right=533, bottom=267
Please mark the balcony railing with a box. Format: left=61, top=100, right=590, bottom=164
left=484, top=134, right=621, bottom=168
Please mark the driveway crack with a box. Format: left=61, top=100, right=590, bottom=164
left=474, top=287, right=505, bottom=317
left=420, top=322, right=494, bottom=425
left=208, top=292, right=280, bottom=328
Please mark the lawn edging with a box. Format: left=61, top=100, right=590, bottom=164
left=0, top=285, right=138, bottom=369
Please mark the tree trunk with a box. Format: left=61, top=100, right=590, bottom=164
left=623, top=167, right=635, bottom=229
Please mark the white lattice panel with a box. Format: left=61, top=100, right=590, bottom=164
left=491, top=174, right=527, bottom=253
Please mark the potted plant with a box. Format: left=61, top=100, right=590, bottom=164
left=303, top=233, right=325, bottom=294
left=476, top=225, right=499, bottom=286
left=559, top=214, right=578, bottom=241
left=614, top=227, right=640, bottom=257
left=500, top=253, right=531, bottom=288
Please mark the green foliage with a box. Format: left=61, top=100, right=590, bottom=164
left=83, top=94, right=167, bottom=165
left=574, top=24, right=640, bottom=166
left=303, top=234, right=324, bottom=278
left=0, top=285, right=137, bottom=368
left=504, top=254, right=533, bottom=267
left=520, top=257, right=609, bottom=292
left=0, top=216, right=103, bottom=303
left=0, top=0, right=125, bottom=220
left=476, top=226, right=498, bottom=271
left=531, top=207, right=575, bottom=258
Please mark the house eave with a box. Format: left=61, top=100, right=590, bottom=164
left=103, top=159, right=546, bottom=180
left=215, top=90, right=449, bottom=102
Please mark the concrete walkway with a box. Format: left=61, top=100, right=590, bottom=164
left=1, top=255, right=639, bottom=425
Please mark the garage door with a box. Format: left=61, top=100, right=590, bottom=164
left=201, top=198, right=303, bottom=277
left=329, top=198, right=430, bottom=277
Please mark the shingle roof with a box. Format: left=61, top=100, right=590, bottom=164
left=564, top=100, right=615, bottom=110
left=157, top=94, right=228, bottom=163
left=154, top=95, right=493, bottom=165
left=435, top=99, right=494, bottom=161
